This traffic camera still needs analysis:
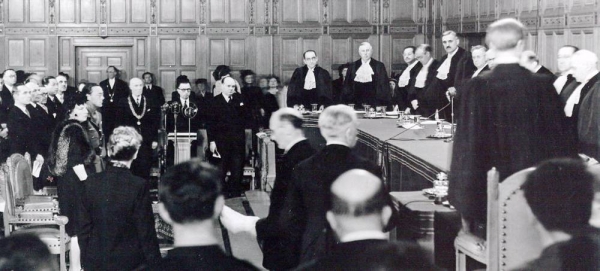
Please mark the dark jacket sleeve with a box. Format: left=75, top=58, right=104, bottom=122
left=133, top=181, right=162, bottom=266
left=287, top=68, right=303, bottom=107
left=317, top=67, right=333, bottom=106
left=374, top=61, right=391, bottom=105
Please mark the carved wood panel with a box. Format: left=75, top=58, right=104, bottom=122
left=131, top=0, right=147, bottom=23
left=81, top=0, right=97, bottom=23
left=59, top=0, right=76, bottom=23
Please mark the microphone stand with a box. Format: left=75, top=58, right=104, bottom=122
left=444, top=96, right=455, bottom=143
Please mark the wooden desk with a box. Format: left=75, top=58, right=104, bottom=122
left=390, top=191, right=455, bottom=240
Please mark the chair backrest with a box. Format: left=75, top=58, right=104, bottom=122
left=6, top=154, right=35, bottom=212
left=487, top=167, right=544, bottom=270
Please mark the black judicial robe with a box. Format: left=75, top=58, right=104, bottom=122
left=279, top=144, right=382, bottom=264
left=564, top=73, right=600, bottom=144
left=287, top=65, right=333, bottom=108
left=448, top=63, right=577, bottom=225
left=0, top=85, right=14, bottom=125
left=256, top=139, right=315, bottom=271
left=397, top=61, right=423, bottom=111
left=343, top=58, right=391, bottom=106
left=409, top=59, right=440, bottom=117
left=577, top=80, right=600, bottom=160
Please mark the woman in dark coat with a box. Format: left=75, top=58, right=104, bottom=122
left=79, top=126, right=161, bottom=271
left=47, top=95, right=95, bottom=271
left=261, top=75, right=281, bottom=128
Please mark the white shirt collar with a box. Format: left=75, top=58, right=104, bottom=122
left=533, top=64, right=543, bottom=73
left=340, top=230, right=388, bottom=243
left=180, top=97, right=188, bottom=105
left=326, top=140, right=349, bottom=147
left=14, top=104, right=29, bottom=115
left=493, top=55, right=520, bottom=65
left=284, top=137, right=306, bottom=153
left=361, top=58, right=371, bottom=65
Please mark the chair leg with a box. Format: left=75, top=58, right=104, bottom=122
left=456, top=250, right=467, bottom=271
left=60, top=225, right=66, bottom=271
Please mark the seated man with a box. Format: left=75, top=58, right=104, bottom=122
left=297, top=169, right=433, bottom=270
left=154, top=160, right=258, bottom=271
left=515, top=158, right=600, bottom=270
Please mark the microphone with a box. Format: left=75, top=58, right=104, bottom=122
left=182, top=102, right=198, bottom=119
left=170, top=102, right=181, bottom=114
left=161, top=101, right=172, bottom=112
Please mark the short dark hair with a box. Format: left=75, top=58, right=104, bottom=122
left=303, top=50, right=317, bottom=59
left=142, top=72, right=154, bottom=81
left=58, top=72, right=70, bottom=80
left=266, top=75, right=280, bottom=85
left=176, top=75, right=190, bottom=89
left=417, top=44, right=433, bottom=54
left=106, top=66, right=119, bottom=74
left=81, top=83, right=100, bottom=96
left=212, top=65, right=231, bottom=81
left=12, top=83, right=26, bottom=96
left=329, top=180, right=388, bottom=216
left=41, top=76, right=56, bottom=86
left=159, top=160, right=222, bottom=223
left=403, top=46, right=416, bottom=54
left=337, top=63, right=349, bottom=77
left=523, top=158, right=594, bottom=233
left=0, top=234, right=55, bottom=271
left=63, top=92, right=88, bottom=116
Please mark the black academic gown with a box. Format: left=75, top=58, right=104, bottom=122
left=397, top=61, right=423, bottom=111
left=287, top=65, right=333, bottom=108
left=278, top=144, right=383, bottom=264
left=343, top=58, right=391, bottom=107
left=409, top=59, right=441, bottom=117
left=100, top=78, right=129, bottom=138
left=115, top=96, right=160, bottom=180
left=448, top=64, right=577, bottom=228
left=564, top=73, right=600, bottom=145
left=0, top=85, right=14, bottom=125
left=256, top=139, right=315, bottom=271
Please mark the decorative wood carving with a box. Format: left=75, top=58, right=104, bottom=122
left=100, top=0, right=107, bottom=24
left=372, top=0, right=379, bottom=24
left=249, top=0, right=255, bottom=24
left=159, top=27, right=200, bottom=34
left=109, top=27, right=150, bottom=35
left=0, top=0, right=3, bottom=24
left=382, top=0, right=389, bottom=24
left=151, top=0, right=157, bottom=24
left=541, top=16, right=565, bottom=28
left=199, top=0, right=206, bottom=24
left=206, top=27, right=249, bottom=34
left=49, top=0, right=55, bottom=24
left=56, top=27, right=99, bottom=35
left=329, top=26, right=372, bottom=34
left=278, top=27, right=321, bottom=34
left=390, top=26, right=418, bottom=33
left=569, top=13, right=595, bottom=26
left=323, top=0, right=328, bottom=24
left=264, top=0, right=270, bottom=24
left=5, top=27, right=48, bottom=34
left=272, top=0, right=278, bottom=24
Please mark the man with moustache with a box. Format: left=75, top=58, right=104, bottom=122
left=207, top=76, right=247, bottom=197
left=100, top=66, right=129, bottom=138
left=115, top=78, right=160, bottom=180
left=396, top=46, right=423, bottom=112
left=343, top=42, right=391, bottom=108
left=287, top=50, right=333, bottom=108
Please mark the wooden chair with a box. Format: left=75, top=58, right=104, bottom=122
left=2, top=153, right=71, bottom=271
left=455, top=167, right=544, bottom=271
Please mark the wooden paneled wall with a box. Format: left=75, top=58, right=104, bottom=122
left=3, top=0, right=599, bottom=93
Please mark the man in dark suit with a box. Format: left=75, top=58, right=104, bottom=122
left=277, top=105, right=382, bottom=264
left=100, top=66, right=129, bottom=138
left=343, top=42, right=391, bottom=107
left=207, top=76, right=247, bottom=197
left=409, top=44, right=440, bottom=116
left=332, top=64, right=348, bottom=104
left=155, top=160, right=257, bottom=271
left=287, top=50, right=333, bottom=108
left=42, top=76, right=64, bottom=123
left=8, top=84, right=44, bottom=163
left=449, top=18, right=576, bottom=239
left=142, top=72, right=166, bottom=109
left=26, top=81, right=54, bottom=157
left=297, top=169, right=433, bottom=271
left=520, top=50, right=556, bottom=79
left=168, top=76, right=202, bottom=133
left=115, top=78, right=160, bottom=180
left=220, top=108, right=316, bottom=270
left=397, top=46, right=423, bottom=112
left=0, top=69, right=17, bottom=129
left=60, top=72, right=79, bottom=105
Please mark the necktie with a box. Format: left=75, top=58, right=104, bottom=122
left=183, top=100, right=188, bottom=109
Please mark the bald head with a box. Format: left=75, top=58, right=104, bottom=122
left=318, top=105, right=358, bottom=146
left=330, top=170, right=386, bottom=216
left=571, top=50, right=599, bottom=83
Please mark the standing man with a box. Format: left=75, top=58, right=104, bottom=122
left=279, top=105, right=383, bottom=264
left=343, top=42, right=391, bottom=108
left=42, top=76, right=63, bottom=122
left=520, top=50, right=555, bottom=79
left=555, top=45, right=579, bottom=96
left=287, top=50, right=333, bottom=108
left=116, top=77, right=160, bottom=181
left=397, top=46, right=423, bottom=112
left=26, top=81, right=53, bottom=157
left=0, top=69, right=17, bottom=127
left=8, top=83, right=44, bottom=163
left=207, top=76, right=247, bottom=198
left=142, top=72, right=166, bottom=110
left=84, top=83, right=105, bottom=161
left=408, top=44, right=440, bottom=116
left=427, top=31, right=475, bottom=120
left=220, top=108, right=316, bottom=270
left=449, top=18, right=576, bottom=239
left=445, top=45, right=491, bottom=100
left=100, top=66, right=129, bottom=138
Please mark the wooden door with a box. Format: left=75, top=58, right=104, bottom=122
left=76, top=47, right=132, bottom=85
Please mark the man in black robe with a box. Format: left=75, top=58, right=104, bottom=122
left=575, top=50, right=600, bottom=160
left=287, top=50, right=333, bottom=108
left=448, top=18, right=576, bottom=238
left=343, top=42, right=391, bottom=108
left=396, top=46, right=422, bottom=112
